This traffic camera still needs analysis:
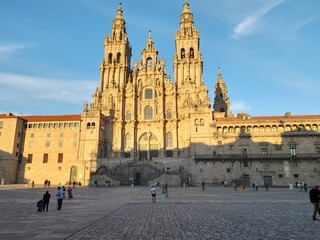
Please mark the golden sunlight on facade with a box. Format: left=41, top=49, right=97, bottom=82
left=1, top=1, right=319, bottom=187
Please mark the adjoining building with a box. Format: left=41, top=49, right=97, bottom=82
left=1, top=1, right=319, bottom=187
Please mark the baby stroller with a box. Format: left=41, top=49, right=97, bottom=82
left=37, top=199, right=45, bottom=212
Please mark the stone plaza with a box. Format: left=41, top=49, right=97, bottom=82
left=0, top=184, right=319, bottom=240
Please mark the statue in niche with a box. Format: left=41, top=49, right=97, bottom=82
left=108, top=95, right=114, bottom=109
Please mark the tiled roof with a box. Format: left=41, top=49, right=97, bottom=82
left=20, top=115, right=81, bottom=122
left=0, top=113, right=81, bottom=122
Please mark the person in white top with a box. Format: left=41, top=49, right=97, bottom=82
left=150, top=186, right=156, bottom=203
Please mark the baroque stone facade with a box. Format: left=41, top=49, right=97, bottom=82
left=0, top=1, right=320, bottom=187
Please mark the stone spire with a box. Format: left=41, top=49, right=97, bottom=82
left=213, top=67, right=232, bottom=117
left=180, top=0, right=194, bottom=29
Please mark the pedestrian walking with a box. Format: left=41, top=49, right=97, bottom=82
left=309, top=185, right=320, bottom=220
left=265, top=183, right=269, bottom=192
left=201, top=181, right=205, bottom=191
left=56, top=186, right=64, bottom=210
left=150, top=185, right=157, bottom=203
left=62, top=186, right=66, bottom=199
left=43, top=190, right=51, bottom=211
left=32, top=181, right=35, bottom=188
left=67, top=187, right=73, bottom=199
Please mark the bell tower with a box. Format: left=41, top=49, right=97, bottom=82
left=173, top=0, right=203, bottom=89
left=213, top=67, right=233, bottom=117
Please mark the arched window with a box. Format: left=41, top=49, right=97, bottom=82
left=108, top=53, right=112, bottom=64
left=146, top=57, right=153, bottom=68
left=86, top=123, right=91, bottom=129
left=166, top=132, right=172, bottom=148
left=190, top=48, right=194, bottom=58
left=116, top=52, right=121, bottom=63
left=144, top=105, right=153, bottom=120
left=145, top=88, right=153, bottom=99
left=91, top=122, right=95, bottom=129
left=181, top=48, right=185, bottom=59
left=194, top=119, right=199, bottom=126
left=125, top=133, right=131, bottom=148
left=220, top=108, right=225, bottom=112
left=200, top=119, right=204, bottom=126
left=167, top=109, right=172, bottom=119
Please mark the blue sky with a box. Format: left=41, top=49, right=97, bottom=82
left=0, top=0, right=319, bottom=116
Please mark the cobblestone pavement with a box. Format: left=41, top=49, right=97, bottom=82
left=0, top=185, right=319, bottom=240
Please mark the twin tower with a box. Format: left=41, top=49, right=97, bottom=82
left=80, top=1, right=232, bottom=165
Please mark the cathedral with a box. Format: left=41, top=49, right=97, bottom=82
left=1, top=1, right=320, bottom=187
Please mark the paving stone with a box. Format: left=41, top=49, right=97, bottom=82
left=0, top=185, right=319, bottom=239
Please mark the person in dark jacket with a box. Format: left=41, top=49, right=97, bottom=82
left=43, top=191, right=51, bottom=211
left=309, top=186, right=320, bottom=220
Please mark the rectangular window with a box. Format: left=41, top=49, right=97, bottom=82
left=294, top=174, right=299, bottom=178
left=290, top=144, right=296, bottom=157
left=261, top=145, right=268, bottom=155
left=43, top=153, right=48, bottom=163
left=125, top=112, right=131, bottom=121
left=316, top=144, right=320, bottom=154
left=47, top=133, right=51, bottom=138
left=145, top=89, right=153, bottom=99
left=29, top=141, right=34, bottom=148
left=18, top=132, right=21, bottom=137
left=60, top=132, right=64, bottom=137
left=278, top=174, right=283, bottom=178
left=229, top=145, right=234, bottom=150
left=243, top=160, right=249, bottom=167
left=16, top=143, right=20, bottom=148
left=30, top=133, right=34, bottom=138
left=46, top=141, right=50, bottom=147
left=167, top=110, right=172, bottom=119
left=0, top=121, right=3, bottom=128
left=27, top=154, right=33, bottom=163
left=167, top=150, right=173, bottom=157
left=58, top=142, right=63, bottom=147
left=242, top=149, right=248, bottom=158
left=58, top=153, right=63, bottom=163
left=15, top=152, right=18, bottom=157
left=73, top=141, right=78, bottom=147
left=74, top=132, right=78, bottom=137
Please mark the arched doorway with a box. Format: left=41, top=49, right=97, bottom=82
left=138, top=132, right=159, bottom=160
left=70, top=166, right=78, bottom=183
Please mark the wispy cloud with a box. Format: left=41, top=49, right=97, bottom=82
left=0, top=72, right=94, bottom=104
left=291, top=15, right=320, bottom=31
left=231, top=0, right=286, bottom=39
left=0, top=43, right=31, bottom=58
left=231, top=101, right=251, bottom=114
